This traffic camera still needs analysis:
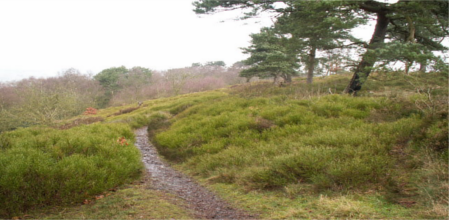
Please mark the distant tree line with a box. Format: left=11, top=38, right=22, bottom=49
left=0, top=62, right=245, bottom=132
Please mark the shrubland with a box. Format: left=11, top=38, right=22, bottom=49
left=0, top=71, right=447, bottom=219
left=0, top=88, right=228, bottom=218
left=0, top=123, right=142, bottom=217
left=0, top=64, right=244, bottom=133
left=0, top=70, right=104, bottom=132
left=150, top=72, right=448, bottom=218
left=104, top=64, right=245, bottom=106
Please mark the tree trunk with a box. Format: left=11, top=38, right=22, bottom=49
left=405, top=60, right=412, bottom=75
left=307, top=46, right=316, bottom=84
left=285, top=74, right=292, bottom=83
left=273, top=75, right=279, bottom=85
left=282, top=73, right=292, bottom=84
left=419, top=60, right=427, bottom=73
left=345, top=9, right=390, bottom=94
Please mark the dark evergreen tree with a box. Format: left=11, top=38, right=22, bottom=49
left=240, top=27, right=299, bottom=84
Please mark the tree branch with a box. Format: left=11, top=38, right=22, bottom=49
left=390, top=19, right=448, bottom=51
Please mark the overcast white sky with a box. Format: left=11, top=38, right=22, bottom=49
left=0, top=0, right=377, bottom=83
left=0, top=0, right=272, bottom=82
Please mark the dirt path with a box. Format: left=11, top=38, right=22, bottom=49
left=134, top=127, right=257, bottom=219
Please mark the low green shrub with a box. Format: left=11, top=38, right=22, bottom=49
left=138, top=73, right=447, bottom=218
left=0, top=124, right=143, bottom=218
left=242, top=146, right=334, bottom=189
left=169, top=103, right=194, bottom=115
left=152, top=90, right=439, bottom=194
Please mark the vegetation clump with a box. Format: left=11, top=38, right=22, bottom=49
left=0, top=123, right=143, bottom=217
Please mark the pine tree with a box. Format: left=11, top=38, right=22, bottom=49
left=344, top=0, right=448, bottom=94
left=193, top=0, right=448, bottom=93
left=240, top=27, right=299, bottom=84
left=275, top=1, right=361, bottom=83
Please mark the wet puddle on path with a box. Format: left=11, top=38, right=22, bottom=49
left=134, top=127, right=256, bottom=219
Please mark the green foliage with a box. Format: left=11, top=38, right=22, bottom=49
left=26, top=177, right=194, bottom=219
left=191, top=62, right=202, bottom=67
left=94, top=66, right=129, bottom=92
left=153, top=94, right=399, bottom=190
left=2, top=71, right=448, bottom=219
left=0, top=124, right=143, bottom=217
left=241, top=27, right=299, bottom=82
left=103, top=91, right=226, bottom=129
left=205, top=61, right=226, bottom=67
left=149, top=74, right=447, bottom=218
left=94, top=66, right=152, bottom=106
left=276, top=1, right=362, bottom=83
left=194, top=0, right=448, bottom=91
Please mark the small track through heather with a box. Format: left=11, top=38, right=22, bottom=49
left=134, top=127, right=257, bottom=219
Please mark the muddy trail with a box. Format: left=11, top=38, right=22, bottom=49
left=134, top=127, right=257, bottom=219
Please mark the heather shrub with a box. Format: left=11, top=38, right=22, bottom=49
left=0, top=124, right=143, bottom=218
left=147, top=112, right=171, bottom=140
left=153, top=91, right=431, bottom=193
left=169, top=102, right=194, bottom=115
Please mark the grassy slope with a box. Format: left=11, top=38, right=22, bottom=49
left=151, top=72, right=448, bottom=219
left=5, top=72, right=448, bottom=219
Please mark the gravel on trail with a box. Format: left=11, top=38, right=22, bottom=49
left=134, top=127, right=257, bottom=219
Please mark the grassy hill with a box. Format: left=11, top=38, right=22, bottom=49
left=0, top=72, right=448, bottom=219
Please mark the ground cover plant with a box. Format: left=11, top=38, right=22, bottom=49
left=0, top=91, right=227, bottom=218
left=1, top=72, right=447, bottom=219
left=151, top=72, right=448, bottom=218
left=25, top=173, right=194, bottom=219
left=101, top=90, right=227, bottom=129
left=0, top=123, right=143, bottom=217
